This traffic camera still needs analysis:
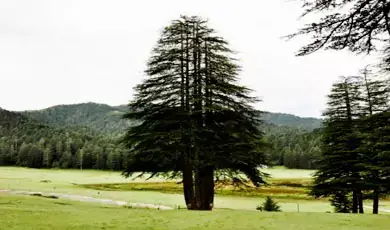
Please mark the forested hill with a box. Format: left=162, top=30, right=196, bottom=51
left=262, top=112, right=322, bottom=130
left=22, top=103, right=132, bottom=135
left=21, top=102, right=322, bottom=133
left=0, top=108, right=126, bottom=169
left=0, top=105, right=322, bottom=170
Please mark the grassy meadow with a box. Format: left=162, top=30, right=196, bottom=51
left=1, top=166, right=390, bottom=229
left=0, top=166, right=330, bottom=212
left=2, top=195, right=390, bottom=230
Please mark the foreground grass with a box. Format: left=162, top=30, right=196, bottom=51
left=0, top=194, right=389, bottom=230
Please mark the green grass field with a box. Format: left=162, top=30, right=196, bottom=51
left=1, top=194, right=389, bottom=230
left=0, top=167, right=389, bottom=229
left=0, top=167, right=329, bottom=212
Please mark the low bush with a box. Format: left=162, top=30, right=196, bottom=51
left=256, top=196, right=281, bottom=212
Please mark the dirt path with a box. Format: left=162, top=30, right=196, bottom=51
left=0, top=189, right=173, bottom=210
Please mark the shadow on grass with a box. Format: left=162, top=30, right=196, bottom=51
left=30, top=193, right=59, bottom=199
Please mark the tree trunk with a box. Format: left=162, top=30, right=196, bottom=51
left=373, top=188, right=379, bottom=214
left=194, top=167, right=214, bottom=210
left=203, top=167, right=215, bottom=210
left=352, top=190, right=358, bottom=213
left=358, top=189, right=364, bottom=213
left=183, top=161, right=195, bottom=209
left=182, top=19, right=196, bottom=210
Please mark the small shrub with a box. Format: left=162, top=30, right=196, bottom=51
left=256, top=196, right=281, bottom=212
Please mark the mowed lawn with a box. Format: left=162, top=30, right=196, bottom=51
left=0, top=167, right=389, bottom=213
left=0, top=194, right=389, bottom=230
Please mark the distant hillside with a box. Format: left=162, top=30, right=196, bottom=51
left=21, top=102, right=322, bottom=134
left=22, top=103, right=132, bottom=135
left=0, top=107, right=125, bottom=169
left=262, top=112, right=322, bottom=130
left=0, top=108, right=102, bottom=143
left=2, top=104, right=322, bottom=170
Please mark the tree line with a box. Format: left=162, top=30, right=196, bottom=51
left=312, top=67, right=390, bottom=214
left=264, top=125, right=321, bottom=169
left=0, top=109, right=127, bottom=170
left=288, top=0, right=390, bottom=215
left=0, top=110, right=323, bottom=171
left=18, top=101, right=324, bottom=170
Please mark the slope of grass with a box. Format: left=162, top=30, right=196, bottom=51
left=0, top=194, right=388, bottom=230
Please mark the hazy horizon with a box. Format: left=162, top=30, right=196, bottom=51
left=0, top=0, right=381, bottom=118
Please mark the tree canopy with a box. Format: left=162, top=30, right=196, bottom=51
left=312, top=68, right=390, bottom=214
left=288, top=0, right=390, bottom=55
left=122, top=15, right=268, bottom=210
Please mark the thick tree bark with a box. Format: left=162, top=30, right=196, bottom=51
left=195, top=167, right=214, bottom=210
left=183, top=161, right=195, bottom=209
left=358, top=189, right=364, bottom=214
left=373, top=188, right=379, bottom=214
left=352, top=190, right=358, bottom=213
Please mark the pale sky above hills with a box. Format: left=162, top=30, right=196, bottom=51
left=0, top=0, right=381, bottom=117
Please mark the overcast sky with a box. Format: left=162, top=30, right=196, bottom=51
left=0, top=0, right=381, bottom=117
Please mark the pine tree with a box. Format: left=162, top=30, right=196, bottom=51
left=257, top=196, right=281, bottom=212
left=311, top=76, right=363, bottom=213
left=122, top=15, right=267, bottom=210
left=18, top=143, right=31, bottom=167
left=27, top=145, right=43, bottom=169
left=357, top=67, right=390, bottom=214
left=42, top=145, right=53, bottom=168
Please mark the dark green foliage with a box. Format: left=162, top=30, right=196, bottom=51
left=313, top=69, right=390, bottom=214
left=23, top=102, right=323, bottom=170
left=359, top=112, right=390, bottom=214
left=265, top=125, right=322, bottom=169
left=312, top=76, right=363, bottom=213
left=0, top=92, right=322, bottom=172
left=256, top=196, right=281, bottom=212
left=22, top=103, right=132, bottom=136
left=356, top=67, right=390, bottom=214
left=330, top=191, right=352, bottom=213
left=288, top=0, right=390, bottom=55
left=17, top=143, right=31, bottom=167
left=27, top=146, right=44, bottom=168
left=0, top=108, right=125, bottom=170
left=122, top=15, right=268, bottom=210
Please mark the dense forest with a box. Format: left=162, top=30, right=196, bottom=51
left=0, top=103, right=322, bottom=170
left=0, top=108, right=126, bottom=170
